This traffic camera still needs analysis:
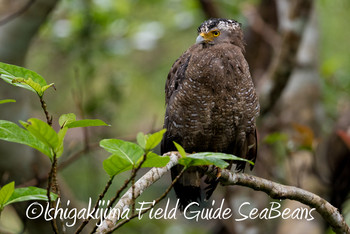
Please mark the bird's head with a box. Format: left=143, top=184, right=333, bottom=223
left=196, top=18, right=245, bottom=51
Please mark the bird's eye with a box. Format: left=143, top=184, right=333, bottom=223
left=212, top=30, right=220, bottom=37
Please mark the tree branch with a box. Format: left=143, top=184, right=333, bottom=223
left=106, top=166, right=186, bottom=233
left=96, top=152, right=181, bottom=233
left=260, top=0, right=313, bottom=115
left=39, top=96, right=52, bottom=126
left=47, top=153, right=59, bottom=233
left=206, top=167, right=350, bottom=234
left=243, top=4, right=281, bottom=50
left=96, top=152, right=349, bottom=234
left=0, top=0, right=36, bottom=26
left=75, top=176, right=114, bottom=233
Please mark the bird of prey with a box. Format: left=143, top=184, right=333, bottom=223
left=161, top=18, right=260, bottom=209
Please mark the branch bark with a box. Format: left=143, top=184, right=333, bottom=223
left=95, top=152, right=349, bottom=234
left=96, top=152, right=181, bottom=233
left=206, top=167, right=349, bottom=234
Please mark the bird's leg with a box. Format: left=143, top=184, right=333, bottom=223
left=203, top=166, right=221, bottom=200
left=204, top=166, right=222, bottom=183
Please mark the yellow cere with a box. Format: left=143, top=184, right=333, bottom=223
left=199, top=30, right=220, bottom=42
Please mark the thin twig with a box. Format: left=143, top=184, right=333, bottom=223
left=96, top=152, right=181, bottom=233
left=47, top=153, right=59, bottom=234
left=91, top=153, right=150, bottom=233
left=40, top=93, right=56, bottom=233
left=108, top=153, right=148, bottom=209
left=74, top=176, right=114, bottom=234
left=39, top=97, right=52, bottom=126
left=109, top=167, right=186, bottom=232
left=206, top=167, right=350, bottom=234
left=131, top=168, right=136, bottom=216
left=17, top=143, right=100, bottom=188
left=97, top=152, right=349, bottom=234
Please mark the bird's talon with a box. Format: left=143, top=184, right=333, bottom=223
left=215, top=167, right=222, bottom=181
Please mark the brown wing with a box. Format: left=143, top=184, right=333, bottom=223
left=161, top=48, right=203, bottom=210
left=164, top=51, right=192, bottom=105
left=162, top=50, right=190, bottom=154
left=226, top=46, right=259, bottom=171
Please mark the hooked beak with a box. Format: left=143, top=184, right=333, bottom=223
left=196, top=32, right=213, bottom=44
left=196, top=33, right=205, bottom=44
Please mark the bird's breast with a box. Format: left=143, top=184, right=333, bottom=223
left=168, top=80, right=239, bottom=152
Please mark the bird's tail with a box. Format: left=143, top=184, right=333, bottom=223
left=171, top=165, right=202, bottom=210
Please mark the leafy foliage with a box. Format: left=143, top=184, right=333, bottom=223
left=136, top=132, right=147, bottom=149
left=182, top=152, right=253, bottom=168
left=140, top=152, right=170, bottom=168
left=59, top=113, right=109, bottom=129
left=20, top=118, right=59, bottom=151
left=12, top=78, right=55, bottom=97
left=0, top=182, right=58, bottom=214
left=101, top=139, right=145, bottom=176
left=173, top=141, right=187, bottom=158
left=174, top=141, right=254, bottom=168
left=102, top=129, right=169, bottom=177
left=6, top=186, right=58, bottom=205
left=65, top=119, right=109, bottom=128
left=0, top=63, right=109, bottom=160
left=0, top=62, right=113, bottom=223
left=0, top=62, right=53, bottom=97
left=59, top=113, right=77, bottom=127
left=0, top=182, right=14, bottom=212
left=144, top=129, right=166, bottom=151
left=0, top=115, right=109, bottom=160
left=0, top=120, right=51, bottom=157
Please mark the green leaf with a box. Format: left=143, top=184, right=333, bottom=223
left=56, top=127, right=68, bottom=158
left=12, top=78, right=44, bottom=96
left=0, top=99, right=16, bottom=104
left=173, top=141, right=187, bottom=158
left=0, top=62, right=47, bottom=94
left=0, top=120, right=51, bottom=157
left=5, top=187, right=58, bottom=206
left=65, top=119, right=109, bottom=128
left=136, top=132, right=147, bottom=149
left=140, top=152, right=170, bottom=168
left=103, top=152, right=170, bottom=177
left=179, top=156, right=228, bottom=168
left=178, top=152, right=254, bottom=169
left=100, top=139, right=144, bottom=176
left=145, top=129, right=166, bottom=151
left=41, top=83, right=55, bottom=94
left=59, top=113, right=76, bottom=128
left=0, top=182, right=15, bottom=208
left=103, top=154, right=134, bottom=177
left=100, top=139, right=144, bottom=164
left=20, top=118, right=58, bottom=152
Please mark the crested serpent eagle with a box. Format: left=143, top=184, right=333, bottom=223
left=161, top=18, right=260, bottom=209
